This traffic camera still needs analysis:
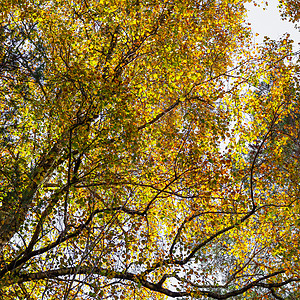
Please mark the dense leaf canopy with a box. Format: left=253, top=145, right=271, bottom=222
left=0, top=0, right=300, bottom=299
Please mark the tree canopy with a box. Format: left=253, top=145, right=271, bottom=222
left=0, top=0, right=300, bottom=299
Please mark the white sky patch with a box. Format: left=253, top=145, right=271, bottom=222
left=245, top=0, right=300, bottom=49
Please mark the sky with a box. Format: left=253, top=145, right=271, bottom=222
left=245, top=0, right=300, bottom=50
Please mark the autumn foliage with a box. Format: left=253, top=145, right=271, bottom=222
left=0, top=0, right=300, bottom=299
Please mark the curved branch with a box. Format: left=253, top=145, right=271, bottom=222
left=6, top=266, right=190, bottom=298
left=4, top=266, right=297, bottom=300
left=249, top=104, right=283, bottom=207
left=0, top=206, right=119, bottom=280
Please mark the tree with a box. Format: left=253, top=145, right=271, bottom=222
left=0, top=0, right=300, bottom=299
left=279, top=0, right=300, bottom=23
